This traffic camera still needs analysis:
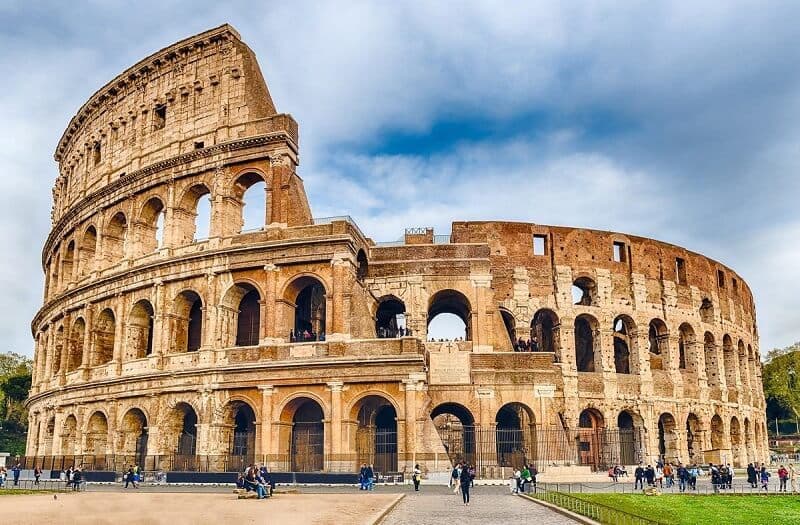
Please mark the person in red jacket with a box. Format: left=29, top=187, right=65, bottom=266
left=778, top=465, right=789, bottom=492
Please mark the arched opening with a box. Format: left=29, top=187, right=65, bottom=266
left=174, top=403, right=198, bottom=469
left=722, top=335, right=737, bottom=387
left=657, top=412, right=678, bottom=462
left=686, top=413, right=702, bottom=462
left=288, top=398, right=325, bottom=472
left=44, top=416, right=56, bottom=456
left=61, top=415, right=78, bottom=456
left=229, top=402, right=257, bottom=468
left=356, top=249, right=368, bottom=281
left=572, top=276, right=597, bottom=306
left=285, top=276, right=326, bottom=341
left=427, top=289, right=471, bottom=341
left=495, top=403, right=536, bottom=467
left=744, top=418, right=753, bottom=461
left=531, top=309, right=560, bottom=359
left=730, top=416, right=742, bottom=467
left=127, top=300, right=154, bottom=360
left=78, top=226, right=97, bottom=276
left=613, top=316, right=636, bottom=374
left=139, top=197, right=166, bottom=254
left=375, top=296, right=406, bottom=338
left=678, top=323, right=695, bottom=371
left=178, top=183, right=212, bottom=243
left=354, top=395, right=398, bottom=474
left=174, top=291, right=203, bottom=352
left=235, top=173, right=266, bottom=232
left=67, top=318, right=85, bottom=372
left=737, top=340, right=749, bottom=389
left=574, top=314, right=599, bottom=372
left=51, top=250, right=60, bottom=293
left=105, top=212, right=127, bottom=265
left=699, top=298, right=714, bottom=324
left=648, top=319, right=668, bottom=370
left=51, top=326, right=64, bottom=376
left=120, top=408, right=148, bottom=466
left=92, top=308, right=115, bottom=366
left=431, top=403, right=475, bottom=466
left=86, top=411, right=109, bottom=457
left=499, top=309, right=516, bottom=350
left=63, top=241, right=75, bottom=284
left=704, top=332, right=720, bottom=388
left=617, top=411, right=642, bottom=465
left=710, top=414, right=725, bottom=450
left=577, top=408, right=605, bottom=470
left=236, top=287, right=261, bottom=347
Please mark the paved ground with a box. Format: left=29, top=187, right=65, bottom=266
left=378, top=486, right=577, bottom=525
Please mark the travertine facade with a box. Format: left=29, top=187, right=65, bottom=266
left=26, top=25, right=767, bottom=475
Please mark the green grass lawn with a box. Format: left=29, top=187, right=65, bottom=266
left=562, top=493, right=800, bottom=525
left=0, top=489, right=54, bottom=495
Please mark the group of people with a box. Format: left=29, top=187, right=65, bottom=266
left=449, top=462, right=476, bottom=506
left=236, top=464, right=274, bottom=499
left=0, top=464, right=20, bottom=487
left=358, top=463, right=376, bottom=491
left=377, top=326, right=413, bottom=338
left=749, top=462, right=797, bottom=492
left=62, top=465, right=84, bottom=490
left=289, top=329, right=325, bottom=342
left=511, top=464, right=538, bottom=493
left=513, top=337, right=540, bottom=352
left=123, top=465, right=142, bottom=488
left=427, top=337, right=466, bottom=342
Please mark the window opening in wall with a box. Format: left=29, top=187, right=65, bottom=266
left=155, top=210, right=166, bottom=248
left=194, top=141, right=204, bottom=149
left=700, top=298, right=714, bottom=324
left=675, top=257, right=687, bottom=285
left=194, top=195, right=212, bottom=240
left=613, top=241, right=626, bottom=263
left=533, top=234, right=546, bottom=256
left=732, top=277, right=738, bottom=294
left=240, top=179, right=266, bottom=232
left=571, top=277, right=596, bottom=306
left=93, top=141, right=101, bottom=166
left=717, top=269, right=725, bottom=288
left=154, top=104, right=166, bottom=130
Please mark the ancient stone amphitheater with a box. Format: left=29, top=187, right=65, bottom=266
left=25, top=25, right=767, bottom=478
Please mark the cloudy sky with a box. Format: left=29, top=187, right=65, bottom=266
left=1, top=1, right=798, bottom=356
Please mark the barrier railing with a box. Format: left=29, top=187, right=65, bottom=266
left=527, top=485, right=661, bottom=525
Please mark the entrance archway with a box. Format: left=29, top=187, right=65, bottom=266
left=285, top=277, right=326, bottom=341
left=290, top=399, right=325, bottom=472
left=495, top=403, right=536, bottom=467
left=427, top=290, right=472, bottom=340
left=658, top=413, right=678, bottom=463
left=169, top=403, right=198, bottom=470
left=617, top=411, right=642, bottom=465
left=575, top=314, right=600, bottom=372
left=375, top=296, right=406, bottom=338
left=431, top=403, right=475, bottom=466
left=86, top=411, right=109, bottom=461
left=687, top=413, right=702, bottom=463
left=227, top=401, right=257, bottom=471
left=120, top=408, right=148, bottom=467
left=577, top=408, right=605, bottom=470
left=354, top=395, right=398, bottom=474
left=730, top=416, right=742, bottom=467
left=711, top=414, right=725, bottom=450
left=61, top=415, right=78, bottom=456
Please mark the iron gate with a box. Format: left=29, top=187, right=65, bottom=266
left=291, top=422, right=323, bottom=472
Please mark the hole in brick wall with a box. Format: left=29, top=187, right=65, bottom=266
left=93, top=141, right=101, bottom=165
left=194, top=141, right=204, bottom=149
left=675, top=257, right=687, bottom=285
left=717, top=269, right=725, bottom=288
left=572, top=277, right=596, bottom=306
left=154, top=104, right=166, bottom=130
left=533, top=234, right=546, bottom=256
left=699, top=298, right=714, bottom=324
left=613, top=241, right=626, bottom=263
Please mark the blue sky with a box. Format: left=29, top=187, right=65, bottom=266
left=1, top=1, right=799, bottom=355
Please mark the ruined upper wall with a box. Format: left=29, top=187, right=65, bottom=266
left=50, top=24, right=288, bottom=223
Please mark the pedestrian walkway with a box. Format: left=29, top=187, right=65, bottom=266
left=380, top=486, right=577, bottom=525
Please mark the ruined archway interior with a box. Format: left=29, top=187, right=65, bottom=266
left=231, top=403, right=256, bottom=458
left=427, top=290, right=471, bottom=341
left=648, top=319, right=668, bottom=370
left=235, top=286, right=260, bottom=347
left=291, top=399, right=324, bottom=472
left=431, top=403, right=475, bottom=465
left=495, top=403, right=535, bottom=467
left=531, top=309, right=560, bottom=357
left=572, top=277, right=596, bottom=306
left=355, top=396, right=398, bottom=473
left=577, top=409, right=604, bottom=468
left=291, top=278, right=326, bottom=340
left=658, top=413, right=678, bottom=461
left=613, top=317, right=633, bottom=374
left=574, top=315, right=597, bottom=372
left=375, top=297, right=405, bottom=338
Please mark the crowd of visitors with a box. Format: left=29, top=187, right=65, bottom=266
left=377, top=327, right=413, bottom=338
left=62, top=465, right=84, bottom=490
left=236, top=463, right=274, bottom=499
left=289, top=329, right=325, bottom=342
left=513, top=336, right=540, bottom=352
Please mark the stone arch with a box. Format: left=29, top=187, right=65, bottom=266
left=220, top=282, right=262, bottom=347
left=163, top=402, right=198, bottom=467
left=427, top=289, right=472, bottom=341
left=234, top=171, right=267, bottom=233
left=119, top=408, right=149, bottom=461
left=61, top=414, right=78, bottom=456
left=722, top=334, right=737, bottom=387
left=173, top=290, right=203, bottom=352
left=657, top=412, right=679, bottom=463
left=352, top=394, right=399, bottom=474
left=51, top=249, right=60, bottom=293
left=678, top=322, right=696, bottom=371
left=279, top=396, right=325, bottom=472
left=577, top=408, right=605, bottom=470
left=574, top=314, right=601, bottom=372
left=375, top=295, right=406, bottom=338
left=176, top=183, right=212, bottom=244
left=78, top=225, right=98, bottom=276
left=92, top=308, right=115, bottom=366
left=356, top=249, right=368, bottom=281
left=499, top=307, right=517, bottom=350
left=126, top=299, right=154, bottom=360
left=137, top=196, right=166, bottom=254
left=704, top=332, right=721, bottom=388
left=686, top=413, right=703, bottom=463
left=648, top=319, right=669, bottom=370
left=104, top=211, right=128, bottom=265
left=63, top=240, right=76, bottom=284
left=744, top=417, right=753, bottom=461
left=730, top=416, right=743, bottom=467
left=43, top=415, right=56, bottom=456
left=85, top=410, right=109, bottom=456
left=737, top=339, right=749, bottom=390
left=531, top=309, right=561, bottom=359
left=710, top=414, right=725, bottom=450
left=572, top=276, right=597, bottom=306
left=495, top=402, right=536, bottom=467
left=67, top=317, right=85, bottom=372
left=283, top=275, right=327, bottom=341
left=699, top=298, right=714, bottom=324
left=225, top=400, right=258, bottom=463
left=613, top=315, right=637, bottom=374
left=431, top=402, right=476, bottom=465
left=51, top=325, right=64, bottom=376
left=617, top=410, right=644, bottom=465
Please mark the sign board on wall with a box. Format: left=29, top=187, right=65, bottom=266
left=429, top=350, right=471, bottom=385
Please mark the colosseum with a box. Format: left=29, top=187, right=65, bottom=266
left=24, top=25, right=768, bottom=480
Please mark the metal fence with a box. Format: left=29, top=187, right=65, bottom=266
left=526, top=486, right=661, bottom=525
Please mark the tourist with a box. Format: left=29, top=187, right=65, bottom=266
left=608, top=466, right=618, bottom=483
left=259, top=464, right=274, bottom=496
left=789, top=463, right=797, bottom=493
left=663, top=463, right=673, bottom=488
left=366, top=463, right=375, bottom=491
left=778, top=465, right=789, bottom=492
left=677, top=463, right=688, bottom=492
left=412, top=464, right=421, bottom=492
left=512, top=468, right=521, bottom=494
left=654, top=465, right=664, bottom=488
left=72, top=467, right=82, bottom=491
left=760, top=465, right=770, bottom=491
left=359, top=463, right=368, bottom=490
left=521, top=464, right=531, bottom=492
left=644, top=465, right=655, bottom=487
left=243, top=465, right=266, bottom=499
left=634, top=464, right=645, bottom=489
left=747, top=463, right=757, bottom=488
left=125, top=466, right=135, bottom=488
left=11, top=463, right=20, bottom=486
left=710, top=464, right=721, bottom=493
left=34, top=465, right=42, bottom=485
left=132, top=464, right=141, bottom=488
left=688, top=464, right=699, bottom=490
left=451, top=462, right=461, bottom=493
left=468, top=463, right=476, bottom=487
left=459, top=462, right=472, bottom=506
left=530, top=464, right=538, bottom=487
left=64, top=466, right=72, bottom=489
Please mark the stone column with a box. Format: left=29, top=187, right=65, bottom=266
left=80, top=304, right=93, bottom=380
left=327, top=381, right=344, bottom=470
left=258, top=385, right=275, bottom=457
left=402, top=373, right=425, bottom=469
left=470, top=274, right=493, bottom=352
left=112, top=294, right=126, bottom=376
left=152, top=280, right=168, bottom=369
left=263, top=264, right=280, bottom=342
left=59, top=312, right=71, bottom=386
left=328, top=256, right=351, bottom=341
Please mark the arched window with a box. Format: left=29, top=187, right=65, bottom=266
left=658, top=413, right=678, bottom=461
left=613, top=316, right=636, bottom=374
left=678, top=323, right=695, bottom=371
left=67, top=318, right=85, bottom=372
left=704, top=332, right=720, bottom=387
left=500, top=309, right=516, bottom=350
left=356, top=249, right=368, bottom=281
left=574, top=314, right=599, bottom=372
left=572, top=276, right=597, bottom=306
left=174, top=291, right=203, bottom=352
left=375, top=296, right=406, bottom=338
left=427, top=289, right=471, bottom=340
left=127, top=300, right=154, bottom=360
left=93, top=309, right=115, bottom=365
left=235, top=173, right=266, bottom=232
left=236, top=288, right=261, bottom=347
left=63, top=241, right=75, bottom=284
left=722, top=334, right=737, bottom=387
left=79, top=226, right=97, bottom=276
left=105, top=212, right=127, bottom=264
left=648, top=319, right=668, bottom=370
left=178, top=184, right=212, bottom=244
left=531, top=309, right=560, bottom=358
left=138, top=197, right=166, bottom=254
left=51, top=326, right=64, bottom=376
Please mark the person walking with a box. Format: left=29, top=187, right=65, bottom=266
left=778, top=465, right=789, bottom=492
left=747, top=463, right=757, bottom=488
left=33, top=465, right=42, bottom=485
left=459, top=462, right=472, bottom=506
left=677, top=463, right=688, bottom=493
left=124, top=466, right=135, bottom=488
left=366, top=464, right=375, bottom=491
left=451, top=462, right=461, bottom=494
left=412, top=464, right=421, bottom=492
left=11, top=463, right=21, bottom=486
left=789, top=463, right=797, bottom=493
left=634, top=464, right=644, bottom=489
left=760, top=465, right=770, bottom=491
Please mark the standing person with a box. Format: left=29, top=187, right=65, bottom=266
left=359, top=463, right=368, bottom=490
left=33, top=465, right=42, bottom=485
left=688, top=464, right=698, bottom=490
left=644, top=465, right=655, bottom=487
left=125, top=466, right=135, bottom=488
left=608, top=466, right=617, bottom=482
left=677, top=463, right=688, bottom=493
left=365, top=464, right=375, bottom=491
left=654, top=465, right=664, bottom=488
left=634, top=464, right=644, bottom=489
left=72, top=467, right=82, bottom=491
left=132, top=464, right=140, bottom=488
left=778, top=465, right=789, bottom=492
left=459, top=462, right=472, bottom=506
left=412, top=464, right=421, bottom=492
left=11, top=463, right=20, bottom=486
left=663, top=463, right=673, bottom=488
left=747, top=463, right=757, bottom=488
left=451, top=462, right=461, bottom=494
left=760, top=466, right=770, bottom=491
left=789, top=463, right=797, bottom=493
left=511, top=468, right=521, bottom=494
